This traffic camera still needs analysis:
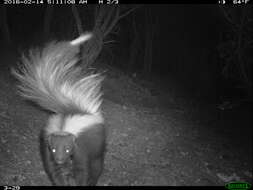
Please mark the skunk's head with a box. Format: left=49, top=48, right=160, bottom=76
left=47, top=133, right=75, bottom=165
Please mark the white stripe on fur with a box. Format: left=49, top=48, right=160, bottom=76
left=63, top=114, right=104, bottom=136
left=59, top=73, right=104, bottom=114
left=46, top=114, right=63, bottom=135
left=46, top=114, right=104, bottom=137
left=70, top=33, right=93, bottom=46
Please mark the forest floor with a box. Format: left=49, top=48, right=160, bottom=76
left=0, top=47, right=252, bottom=186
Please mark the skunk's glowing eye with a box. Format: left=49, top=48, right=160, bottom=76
left=66, top=149, right=70, bottom=153
left=52, top=149, right=56, bottom=153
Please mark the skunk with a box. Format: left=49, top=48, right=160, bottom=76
left=12, top=33, right=106, bottom=186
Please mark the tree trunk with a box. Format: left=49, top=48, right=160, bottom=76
left=81, top=27, right=103, bottom=68
left=43, top=6, right=54, bottom=40
left=0, top=6, right=11, bottom=45
left=128, top=15, right=141, bottom=72
left=143, top=7, right=156, bottom=77
left=72, top=5, right=83, bottom=35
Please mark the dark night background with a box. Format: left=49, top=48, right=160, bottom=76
left=0, top=4, right=252, bottom=186
left=2, top=5, right=252, bottom=101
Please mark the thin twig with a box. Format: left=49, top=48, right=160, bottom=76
left=103, top=40, right=117, bottom=44
left=104, top=7, right=120, bottom=37
left=118, top=5, right=141, bottom=20
left=219, top=6, right=239, bottom=28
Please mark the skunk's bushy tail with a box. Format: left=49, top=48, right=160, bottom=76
left=12, top=33, right=104, bottom=115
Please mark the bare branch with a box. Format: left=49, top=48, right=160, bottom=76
left=103, top=40, right=117, bottom=44
left=104, top=7, right=120, bottom=37
left=118, top=5, right=141, bottom=20
left=218, top=6, right=239, bottom=28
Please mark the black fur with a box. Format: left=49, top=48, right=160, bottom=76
left=40, top=124, right=106, bottom=186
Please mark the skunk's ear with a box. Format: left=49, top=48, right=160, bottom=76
left=70, top=134, right=77, bottom=146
